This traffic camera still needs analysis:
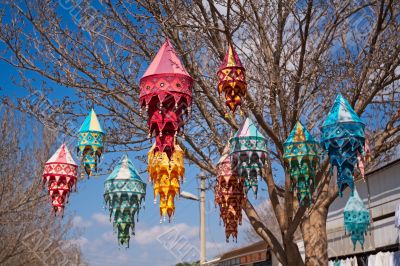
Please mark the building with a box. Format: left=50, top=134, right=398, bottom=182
left=207, top=146, right=400, bottom=265
left=204, top=241, right=279, bottom=266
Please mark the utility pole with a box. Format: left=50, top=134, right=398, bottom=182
left=199, top=171, right=206, bottom=265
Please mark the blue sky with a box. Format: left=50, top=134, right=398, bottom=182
left=0, top=59, right=270, bottom=266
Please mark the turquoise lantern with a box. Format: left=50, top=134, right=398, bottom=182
left=77, top=109, right=105, bottom=178
left=321, top=95, right=366, bottom=197
left=283, top=122, right=319, bottom=206
left=104, top=155, right=146, bottom=247
left=230, top=118, right=267, bottom=197
left=343, top=189, right=370, bottom=249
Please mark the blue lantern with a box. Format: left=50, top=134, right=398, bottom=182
left=321, top=95, right=366, bottom=197
left=343, top=189, right=370, bottom=249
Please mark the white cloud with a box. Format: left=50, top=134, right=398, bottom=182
left=92, top=212, right=110, bottom=226
left=135, top=223, right=198, bottom=245
left=69, top=237, right=89, bottom=248
left=72, top=216, right=92, bottom=229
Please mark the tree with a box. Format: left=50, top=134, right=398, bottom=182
left=0, top=107, right=85, bottom=265
left=0, top=1, right=399, bottom=265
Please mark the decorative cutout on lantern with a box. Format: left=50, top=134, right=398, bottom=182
left=104, top=155, right=146, bottom=247
left=148, top=143, right=184, bottom=222
left=283, top=121, right=319, bottom=206
left=321, top=95, right=367, bottom=197
left=217, top=44, right=247, bottom=114
left=230, top=118, right=267, bottom=197
left=77, top=109, right=105, bottom=178
left=343, top=189, right=370, bottom=250
left=43, top=143, right=78, bottom=216
left=139, top=40, right=193, bottom=158
left=215, top=144, right=246, bottom=242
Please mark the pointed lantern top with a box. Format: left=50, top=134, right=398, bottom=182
left=78, top=109, right=104, bottom=133
left=218, top=44, right=244, bottom=71
left=344, top=189, right=368, bottom=212
left=233, top=117, right=265, bottom=139
left=142, top=40, right=191, bottom=79
left=284, top=121, right=317, bottom=144
left=106, top=154, right=144, bottom=182
left=46, top=143, right=77, bottom=166
left=322, top=94, right=364, bottom=128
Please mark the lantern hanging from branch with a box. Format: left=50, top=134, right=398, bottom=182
left=321, top=94, right=367, bottom=197
left=77, top=109, right=105, bottom=178
left=217, top=44, right=247, bottom=114
left=104, top=155, right=146, bottom=247
left=42, top=143, right=78, bottom=216
left=148, top=143, right=184, bottom=222
left=139, top=40, right=193, bottom=158
left=283, top=121, right=319, bottom=206
left=230, top=118, right=267, bottom=197
left=215, top=144, right=246, bottom=242
left=343, top=189, right=370, bottom=250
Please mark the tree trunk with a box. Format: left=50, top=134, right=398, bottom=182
left=284, top=239, right=305, bottom=266
left=301, top=206, right=329, bottom=266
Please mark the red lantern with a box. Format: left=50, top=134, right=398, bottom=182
left=217, top=44, right=247, bottom=114
left=42, top=143, right=78, bottom=216
left=215, top=144, right=246, bottom=242
left=139, top=40, right=193, bottom=158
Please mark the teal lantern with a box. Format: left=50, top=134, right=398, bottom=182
left=104, top=155, right=146, bottom=247
left=321, top=95, right=366, bottom=197
left=77, top=109, right=105, bottom=178
left=230, top=118, right=267, bottom=197
left=343, top=189, right=370, bottom=249
left=283, top=121, right=319, bottom=206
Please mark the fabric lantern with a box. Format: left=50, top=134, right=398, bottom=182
left=321, top=94, right=367, bottom=197
left=148, top=143, right=184, bottom=222
left=139, top=40, right=193, bottom=159
left=104, top=155, right=146, bottom=247
left=43, top=143, right=78, bottom=216
left=217, top=44, right=247, bottom=114
left=343, top=189, right=370, bottom=249
left=215, top=144, right=246, bottom=242
left=230, top=118, right=267, bottom=197
left=283, top=121, right=319, bottom=206
left=77, top=109, right=105, bottom=178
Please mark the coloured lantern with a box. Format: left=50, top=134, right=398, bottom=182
left=148, top=143, right=184, bottom=222
left=104, top=155, right=146, bottom=247
left=215, top=144, right=246, bottom=242
left=230, top=118, right=267, bottom=197
left=283, top=121, right=319, bottom=206
left=43, top=143, right=78, bottom=216
left=217, top=44, right=247, bottom=113
left=343, top=189, right=370, bottom=249
left=139, top=40, right=193, bottom=158
left=321, top=94, right=367, bottom=197
left=77, top=109, right=105, bottom=178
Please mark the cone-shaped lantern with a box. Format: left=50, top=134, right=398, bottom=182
left=148, top=143, right=184, bottom=222
left=283, top=122, right=319, bottom=206
left=77, top=109, right=105, bottom=178
left=43, top=143, right=78, bottom=216
left=230, top=118, right=267, bottom=197
left=343, top=189, right=370, bottom=249
left=139, top=40, right=193, bottom=158
left=217, top=44, right=247, bottom=114
left=104, top=155, right=146, bottom=247
left=215, top=144, right=246, bottom=242
left=321, top=95, right=367, bottom=197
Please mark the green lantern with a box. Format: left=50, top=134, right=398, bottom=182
left=230, top=118, right=268, bottom=197
left=283, top=122, right=319, bottom=206
left=104, top=155, right=146, bottom=247
left=76, top=109, right=105, bottom=178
